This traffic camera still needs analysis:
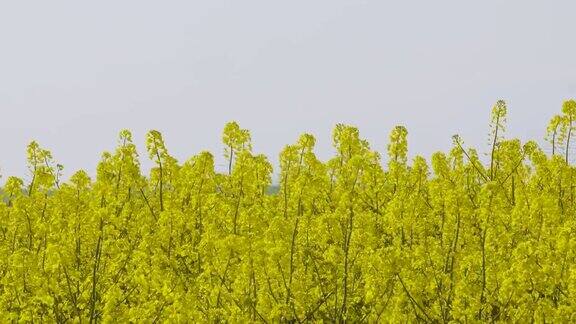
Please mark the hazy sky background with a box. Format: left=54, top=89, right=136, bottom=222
left=1, top=1, right=575, bottom=182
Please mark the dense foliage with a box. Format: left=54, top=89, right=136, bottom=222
left=2, top=100, right=576, bottom=322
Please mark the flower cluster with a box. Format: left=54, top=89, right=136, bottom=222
left=1, top=101, right=576, bottom=322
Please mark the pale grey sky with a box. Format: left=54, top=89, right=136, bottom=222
left=1, top=1, right=575, bottom=181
